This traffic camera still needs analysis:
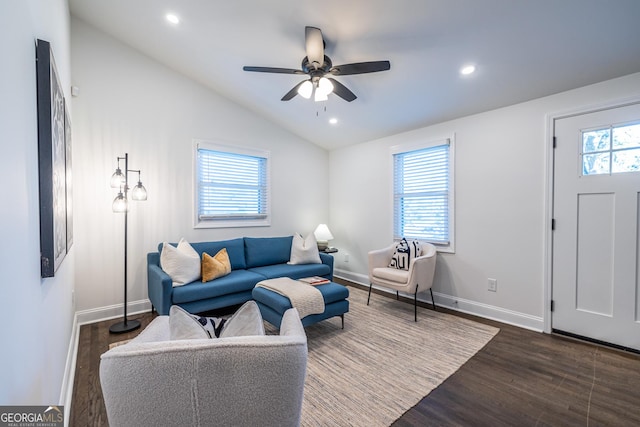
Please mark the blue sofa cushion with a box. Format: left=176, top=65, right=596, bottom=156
left=172, top=269, right=263, bottom=304
left=248, top=263, right=331, bottom=280
left=159, top=238, right=246, bottom=270
left=244, top=236, right=293, bottom=268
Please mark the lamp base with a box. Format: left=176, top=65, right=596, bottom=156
left=109, top=319, right=141, bottom=334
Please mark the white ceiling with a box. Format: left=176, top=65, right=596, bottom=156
left=69, top=0, right=640, bottom=150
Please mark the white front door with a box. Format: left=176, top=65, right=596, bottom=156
left=552, top=102, right=640, bottom=351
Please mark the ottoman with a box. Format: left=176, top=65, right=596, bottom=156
left=252, top=281, right=349, bottom=329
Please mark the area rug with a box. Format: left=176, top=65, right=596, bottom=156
left=269, top=286, right=499, bottom=427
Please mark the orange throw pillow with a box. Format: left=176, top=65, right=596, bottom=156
left=202, top=248, right=231, bottom=282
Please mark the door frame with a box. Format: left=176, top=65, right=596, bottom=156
left=543, top=94, right=640, bottom=334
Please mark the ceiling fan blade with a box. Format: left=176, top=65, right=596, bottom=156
left=243, top=66, right=305, bottom=75
left=305, top=26, right=324, bottom=69
left=327, top=78, right=357, bottom=102
left=329, top=60, right=391, bottom=76
left=281, top=81, right=306, bottom=101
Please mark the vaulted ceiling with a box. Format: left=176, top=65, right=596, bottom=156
left=69, top=0, right=640, bottom=150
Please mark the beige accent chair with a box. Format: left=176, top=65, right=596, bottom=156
left=100, top=308, right=307, bottom=427
left=368, top=242, right=437, bottom=321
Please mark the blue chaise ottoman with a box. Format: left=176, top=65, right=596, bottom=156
left=252, top=282, right=349, bottom=329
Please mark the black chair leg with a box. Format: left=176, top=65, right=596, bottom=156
left=414, top=284, right=419, bottom=322
left=367, top=283, right=373, bottom=305
left=430, top=288, right=436, bottom=311
left=396, top=291, right=399, bottom=300
left=341, top=314, right=345, bottom=330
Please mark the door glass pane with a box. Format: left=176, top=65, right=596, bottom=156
left=583, top=129, right=610, bottom=153
left=612, top=148, right=640, bottom=173
left=583, top=153, right=610, bottom=175
left=612, top=123, right=640, bottom=149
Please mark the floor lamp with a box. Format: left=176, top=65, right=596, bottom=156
left=109, top=153, right=147, bottom=334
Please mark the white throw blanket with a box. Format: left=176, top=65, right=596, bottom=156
left=255, top=277, right=325, bottom=319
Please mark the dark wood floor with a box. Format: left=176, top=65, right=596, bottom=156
left=71, top=285, right=640, bottom=426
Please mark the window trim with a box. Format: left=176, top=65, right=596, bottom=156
left=390, top=135, right=455, bottom=253
left=193, top=139, right=271, bottom=229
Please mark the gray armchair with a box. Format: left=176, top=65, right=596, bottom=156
left=368, top=242, right=437, bottom=321
left=100, top=308, right=307, bottom=427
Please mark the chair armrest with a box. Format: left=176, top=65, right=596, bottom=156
left=319, top=253, right=334, bottom=280
left=406, top=249, right=437, bottom=291
left=147, top=252, right=173, bottom=315
left=367, top=243, right=396, bottom=279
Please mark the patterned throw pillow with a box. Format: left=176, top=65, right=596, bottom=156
left=388, top=238, right=422, bottom=270
left=192, top=315, right=227, bottom=338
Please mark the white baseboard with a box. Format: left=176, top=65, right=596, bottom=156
left=59, top=313, right=78, bottom=427
left=334, top=268, right=544, bottom=332
left=76, top=299, right=152, bottom=326
left=59, top=299, right=152, bottom=426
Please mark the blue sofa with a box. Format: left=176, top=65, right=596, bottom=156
left=147, top=236, right=334, bottom=315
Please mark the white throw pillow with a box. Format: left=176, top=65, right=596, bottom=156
left=219, top=301, right=265, bottom=338
left=160, top=238, right=201, bottom=287
left=288, top=233, right=322, bottom=265
left=169, top=305, right=210, bottom=340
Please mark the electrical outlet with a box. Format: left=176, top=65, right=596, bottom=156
left=488, top=278, right=497, bottom=292
left=344, top=253, right=349, bottom=263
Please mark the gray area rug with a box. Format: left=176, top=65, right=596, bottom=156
left=267, top=286, right=499, bottom=426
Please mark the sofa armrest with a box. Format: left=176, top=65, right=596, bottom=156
left=319, top=252, right=334, bottom=280
left=147, top=252, right=173, bottom=315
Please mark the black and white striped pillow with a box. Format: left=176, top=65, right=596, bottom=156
left=388, top=238, right=422, bottom=270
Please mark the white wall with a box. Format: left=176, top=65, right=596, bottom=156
left=330, top=72, right=640, bottom=329
left=70, top=18, right=329, bottom=315
left=0, top=0, right=74, bottom=406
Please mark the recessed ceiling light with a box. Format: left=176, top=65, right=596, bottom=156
left=460, top=65, right=476, bottom=75
left=329, top=118, right=338, bottom=125
left=166, top=13, right=180, bottom=25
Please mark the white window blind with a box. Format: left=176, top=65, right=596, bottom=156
left=393, top=140, right=451, bottom=245
left=196, top=144, right=269, bottom=226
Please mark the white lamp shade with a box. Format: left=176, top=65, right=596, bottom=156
left=297, top=80, right=313, bottom=99
left=314, top=89, right=328, bottom=102
left=112, top=193, right=128, bottom=213
left=110, top=169, right=126, bottom=188
left=131, top=182, right=147, bottom=201
left=314, top=224, right=334, bottom=242
left=318, top=77, right=334, bottom=95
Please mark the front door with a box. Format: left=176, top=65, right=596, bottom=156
left=552, top=102, right=640, bottom=351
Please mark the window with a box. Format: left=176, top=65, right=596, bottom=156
left=582, top=122, right=640, bottom=175
left=392, top=137, right=454, bottom=252
left=194, top=141, right=270, bottom=228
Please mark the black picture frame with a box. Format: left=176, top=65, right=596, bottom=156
left=65, top=101, right=73, bottom=253
left=36, top=39, right=67, bottom=278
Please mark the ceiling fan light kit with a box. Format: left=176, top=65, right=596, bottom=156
left=243, top=26, right=390, bottom=102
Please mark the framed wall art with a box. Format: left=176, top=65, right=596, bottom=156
left=65, top=101, right=73, bottom=253
left=36, top=39, right=67, bottom=278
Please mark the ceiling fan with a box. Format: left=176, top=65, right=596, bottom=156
left=243, top=26, right=390, bottom=102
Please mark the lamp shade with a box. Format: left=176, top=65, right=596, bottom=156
left=318, top=77, right=334, bottom=95
left=110, top=168, right=126, bottom=188
left=131, top=181, right=147, bottom=201
left=112, top=193, right=128, bottom=213
left=297, top=80, right=313, bottom=99
left=314, top=224, right=334, bottom=241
